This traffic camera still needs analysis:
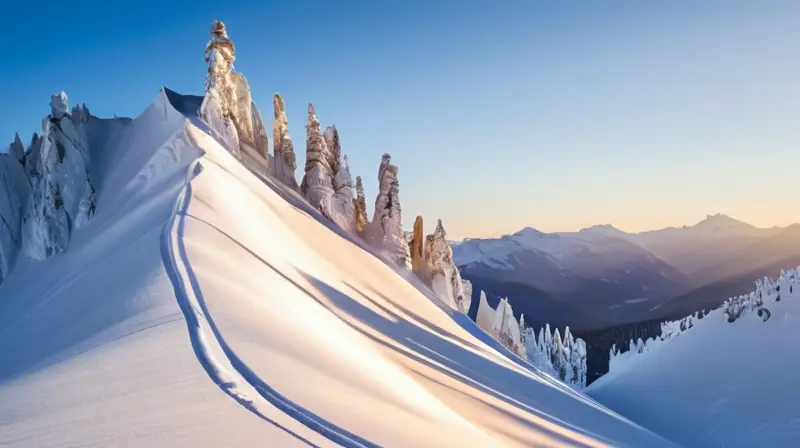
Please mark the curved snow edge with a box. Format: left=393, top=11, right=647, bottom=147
left=160, top=123, right=378, bottom=448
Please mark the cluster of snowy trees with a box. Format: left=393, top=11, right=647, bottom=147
left=475, top=291, right=588, bottom=389
left=607, top=266, right=800, bottom=376
left=0, top=91, right=96, bottom=282
left=523, top=323, right=587, bottom=389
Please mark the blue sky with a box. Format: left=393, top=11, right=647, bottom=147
left=3, top=1, right=800, bottom=239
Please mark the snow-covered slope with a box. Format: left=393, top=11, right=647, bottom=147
left=0, top=89, right=675, bottom=447
left=587, top=268, right=800, bottom=447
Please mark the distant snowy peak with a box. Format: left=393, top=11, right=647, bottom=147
left=692, top=213, right=754, bottom=233
left=577, top=224, right=629, bottom=240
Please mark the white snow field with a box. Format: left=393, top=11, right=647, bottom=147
left=588, top=270, right=800, bottom=448
left=0, top=89, right=676, bottom=447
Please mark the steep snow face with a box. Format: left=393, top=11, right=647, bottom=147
left=588, top=267, right=800, bottom=447
left=0, top=89, right=676, bottom=448
left=0, top=154, right=28, bottom=281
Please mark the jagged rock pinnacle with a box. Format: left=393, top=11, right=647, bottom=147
left=50, top=92, right=68, bottom=120
left=410, top=216, right=424, bottom=273
left=354, top=176, right=368, bottom=234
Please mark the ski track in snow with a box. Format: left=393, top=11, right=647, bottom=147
left=160, top=157, right=377, bottom=448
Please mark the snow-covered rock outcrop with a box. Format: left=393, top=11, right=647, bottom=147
left=325, top=126, right=356, bottom=232
left=22, top=91, right=95, bottom=260
left=0, top=149, right=29, bottom=281
left=492, top=297, right=525, bottom=358
left=370, top=154, right=410, bottom=267
left=199, top=20, right=268, bottom=164
left=423, top=219, right=469, bottom=312
left=300, top=104, right=335, bottom=213
left=271, top=93, right=298, bottom=190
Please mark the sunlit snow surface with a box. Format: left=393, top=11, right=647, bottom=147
left=0, top=90, right=675, bottom=447
left=588, top=272, right=800, bottom=447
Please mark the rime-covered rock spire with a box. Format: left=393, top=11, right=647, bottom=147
left=200, top=20, right=240, bottom=154
left=324, top=126, right=356, bottom=232
left=371, top=154, right=409, bottom=267
left=272, top=94, right=298, bottom=189
left=301, top=104, right=334, bottom=212
left=200, top=20, right=269, bottom=165
left=354, top=176, right=368, bottom=234
left=423, top=219, right=469, bottom=312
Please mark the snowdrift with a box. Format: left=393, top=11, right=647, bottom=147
left=588, top=268, right=800, bottom=447
left=0, top=89, right=675, bottom=447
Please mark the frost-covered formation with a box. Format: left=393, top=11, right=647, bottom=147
left=461, top=279, right=472, bottom=313
left=271, top=94, right=298, bottom=190
left=474, top=290, right=587, bottom=389
left=9, top=133, right=25, bottom=163
left=199, top=20, right=268, bottom=163
left=0, top=146, right=29, bottom=281
left=606, top=266, right=800, bottom=377
left=22, top=92, right=95, bottom=260
left=422, top=219, right=469, bottom=312
left=200, top=20, right=239, bottom=154
left=370, top=154, right=410, bottom=267
left=353, top=176, right=369, bottom=234
left=475, top=291, right=496, bottom=332
left=492, top=298, right=526, bottom=358
left=524, top=324, right=587, bottom=390
left=325, top=126, right=356, bottom=232
left=300, top=104, right=335, bottom=213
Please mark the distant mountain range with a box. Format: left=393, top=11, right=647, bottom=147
left=453, top=214, right=800, bottom=330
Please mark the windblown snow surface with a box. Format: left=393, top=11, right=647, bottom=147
left=588, top=271, right=800, bottom=448
left=0, top=90, right=675, bottom=447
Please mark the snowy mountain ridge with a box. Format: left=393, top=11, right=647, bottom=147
left=0, top=20, right=677, bottom=447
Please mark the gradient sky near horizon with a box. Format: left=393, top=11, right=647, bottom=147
left=3, top=1, right=799, bottom=239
